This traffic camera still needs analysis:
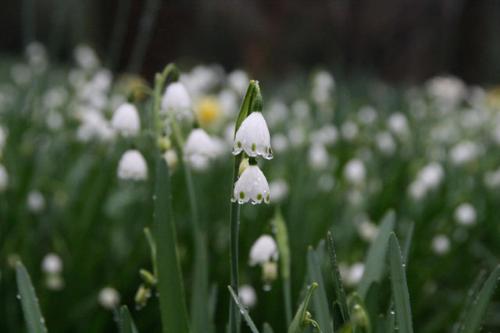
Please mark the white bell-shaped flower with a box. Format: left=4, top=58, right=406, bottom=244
left=117, top=150, right=148, bottom=180
left=233, top=165, right=270, bottom=204
left=41, top=253, right=63, bottom=274
left=184, top=128, right=217, bottom=171
left=249, top=235, right=278, bottom=266
left=161, top=82, right=191, bottom=113
left=238, top=285, right=257, bottom=308
left=111, top=103, right=140, bottom=137
left=233, top=112, right=273, bottom=159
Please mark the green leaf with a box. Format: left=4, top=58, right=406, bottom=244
left=307, top=246, right=334, bottom=333
left=388, top=233, right=413, bottom=333
left=227, top=286, right=260, bottom=333
left=458, top=265, right=500, bottom=333
left=190, top=235, right=211, bottom=333
left=402, top=222, right=414, bottom=264
left=119, top=306, right=139, bottom=333
left=327, top=231, right=350, bottom=324
left=262, top=323, right=275, bottom=333
left=234, top=81, right=261, bottom=134
left=272, top=209, right=292, bottom=324
left=154, top=156, right=190, bottom=333
left=16, top=262, right=48, bottom=333
left=358, top=211, right=395, bottom=299
left=288, top=282, right=318, bottom=333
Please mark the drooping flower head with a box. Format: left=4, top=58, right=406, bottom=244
left=117, top=150, right=148, bottom=180
left=184, top=128, right=218, bottom=171
left=111, top=103, right=140, bottom=137
left=233, top=164, right=270, bottom=204
left=161, top=82, right=191, bottom=115
left=249, top=235, right=278, bottom=266
left=233, top=112, right=273, bottom=159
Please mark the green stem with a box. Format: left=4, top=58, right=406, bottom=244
left=284, top=278, right=292, bottom=325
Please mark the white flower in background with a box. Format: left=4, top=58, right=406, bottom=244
left=98, top=287, right=120, bottom=309
left=238, top=285, right=257, bottom=308
left=181, top=65, right=221, bottom=97
left=271, top=133, right=289, bottom=154
left=342, top=262, right=365, bottom=287
left=426, top=76, right=466, bottom=107
left=218, top=89, right=238, bottom=116
left=454, top=203, right=476, bottom=226
left=43, top=87, right=68, bottom=109
left=341, top=121, right=359, bottom=141
left=11, top=64, right=31, bottom=86
left=42, top=253, right=63, bottom=275
left=375, top=131, right=396, bottom=155
left=25, top=42, right=48, bottom=72
left=161, top=82, right=192, bottom=116
left=269, top=179, right=289, bottom=203
left=0, top=164, right=8, bottom=192
left=91, top=69, right=113, bottom=92
left=117, top=150, right=148, bottom=181
left=310, top=125, right=338, bottom=147
left=388, top=112, right=409, bottom=137
left=312, top=70, right=335, bottom=105
left=484, top=168, right=500, bottom=188
left=228, top=70, right=249, bottom=95
left=431, top=235, right=450, bottom=255
left=27, top=190, right=45, bottom=213
left=77, top=110, right=115, bottom=142
left=344, top=159, right=366, bottom=185
left=266, top=99, right=288, bottom=128
left=47, top=112, right=64, bottom=130
left=74, top=44, right=99, bottom=70
left=358, top=219, right=378, bottom=242
left=249, top=235, right=278, bottom=266
left=184, top=128, right=217, bottom=171
left=163, top=149, right=178, bottom=170
left=318, top=174, right=335, bottom=192
left=408, top=180, right=426, bottom=200
left=420, top=162, right=444, bottom=188
left=233, top=112, right=273, bottom=159
left=287, top=126, right=306, bottom=147
left=358, top=106, right=378, bottom=125
left=233, top=165, right=270, bottom=204
left=0, top=126, right=7, bottom=150
left=449, top=141, right=480, bottom=165
left=308, top=143, right=329, bottom=170
left=111, top=103, right=140, bottom=137
left=291, top=99, right=310, bottom=121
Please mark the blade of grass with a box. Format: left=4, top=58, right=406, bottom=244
left=15, top=262, right=48, bottom=333
left=458, top=265, right=500, bottom=333
left=326, top=230, right=350, bottom=324
left=388, top=233, right=414, bottom=333
left=273, top=209, right=292, bottom=324
left=119, top=306, right=139, bottom=333
left=288, top=282, right=318, bottom=333
left=227, top=286, right=260, bottom=333
left=358, top=210, right=395, bottom=299
left=154, top=156, right=189, bottom=333
left=402, top=222, right=414, bottom=264
left=262, top=323, right=274, bottom=333
left=307, top=246, right=333, bottom=333
left=453, top=270, right=486, bottom=333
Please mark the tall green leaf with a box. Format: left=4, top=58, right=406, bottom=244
left=154, top=156, right=189, bottom=333
left=458, top=265, right=500, bottom=333
left=16, top=262, right=48, bottom=333
left=327, top=231, right=350, bottom=324
left=307, top=246, right=334, bottom=333
left=119, top=306, right=139, bottom=333
left=288, top=283, right=318, bottom=333
left=358, top=211, right=395, bottom=299
left=227, top=286, right=260, bottom=333
left=388, top=233, right=413, bottom=333
left=273, top=209, right=292, bottom=324
left=262, top=323, right=275, bottom=333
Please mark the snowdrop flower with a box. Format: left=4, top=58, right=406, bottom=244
left=344, top=262, right=365, bottom=287
left=344, top=159, right=366, bottom=185
left=117, top=150, right=148, bottom=180
left=184, top=128, right=217, bottom=171
left=228, top=70, right=249, bottom=95
left=0, top=164, right=8, bottom=192
left=269, top=179, right=289, bottom=203
left=161, top=82, right=192, bottom=115
left=27, top=190, right=45, bottom=213
left=388, top=112, right=409, bottom=137
left=341, top=121, right=359, bottom=141
left=74, top=44, right=99, bottom=70
left=233, top=165, right=270, bottom=204
left=454, top=203, right=476, bottom=226
left=375, top=131, right=396, bottom=155
left=98, top=287, right=120, bottom=309
left=249, top=235, right=278, bottom=266
left=431, top=235, right=450, bottom=255
left=312, top=70, right=335, bottom=105
left=308, top=143, right=329, bottom=170
left=408, top=180, right=427, bottom=200
left=43, top=87, right=68, bottom=109
left=310, top=125, right=338, bottom=147
left=426, top=76, right=466, bottom=107
left=449, top=141, right=480, bottom=165
left=111, top=103, right=140, bottom=137
left=419, top=162, right=444, bottom=189
left=233, top=112, right=273, bottom=159
left=42, top=253, right=63, bottom=275
left=77, top=110, right=115, bottom=142
left=238, top=285, right=257, bottom=308
left=358, top=220, right=378, bottom=242
left=358, top=106, right=378, bottom=125
left=163, top=149, right=178, bottom=170
left=271, top=133, right=289, bottom=153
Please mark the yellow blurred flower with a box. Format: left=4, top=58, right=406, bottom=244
left=196, top=96, right=222, bottom=127
left=115, top=74, right=150, bottom=102
left=487, top=86, right=500, bottom=110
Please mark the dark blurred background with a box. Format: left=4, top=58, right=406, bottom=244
left=2, top=0, right=500, bottom=83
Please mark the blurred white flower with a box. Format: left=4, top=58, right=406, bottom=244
left=291, top=99, right=310, bottom=121
left=454, top=203, right=476, bottom=226
left=77, top=110, right=115, bottom=142
left=163, top=149, right=178, bottom=170
left=184, top=128, right=218, bottom=171
left=117, top=150, right=148, bottom=181
left=287, top=126, right=306, bottom=147
left=388, top=112, right=409, bottom=137
left=266, top=99, right=288, bottom=128
left=426, top=76, right=466, bottom=107
left=111, top=103, right=140, bottom=137
left=269, top=179, right=289, bottom=203
left=0, top=164, right=8, bottom=192
left=228, top=70, right=249, bottom=95
left=271, top=133, right=289, bottom=153
left=238, top=285, right=257, bottom=308
left=431, top=235, right=450, bottom=255
left=233, top=112, right=273, bottom=160
left=98, top=287, right=120, bottom=309
left=218, top=89, right=238, bottom=116
left=0, top=126, right=7, bottom=150
left=42, top=253, right=63, bottom=274
left=408, top=180, right=427, bottom=200
left=344, top=159, right=366, bottom=185
left=375, top=131, right=396, bottom=155
left=484, top=168, right=500, bottom=188
left=27, top=190, right=45, bottom=213
left=74, top=44, right=99, bottom=70
left=308, top=143, right=329, bottom=170
left=358, top=106, right=378, bottom=125
left=449, top=141, right=480, bottom=165
left=11, top=64, right=31, bottom=86
left=233, top=165, right=270, bottom=204
left=43, top=87, right=68, bottom=109
left=312, top=70, right=335, bottom=105
left=318, top=174, right=335, bottom=192
left=161, top=82, right=192, bottom=116
left=249, top=235, right=278, bottom=266
left=310, top=125, right=338, bottom=147
left=341, top=121, right=359, bottom=141
left=408, top=162, right=444, bottom=200
left=358, top=220, right=378, bottom=242
left=343, top=262, right=365, bottom=287
left=25, top=42, right=48, bottom=72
